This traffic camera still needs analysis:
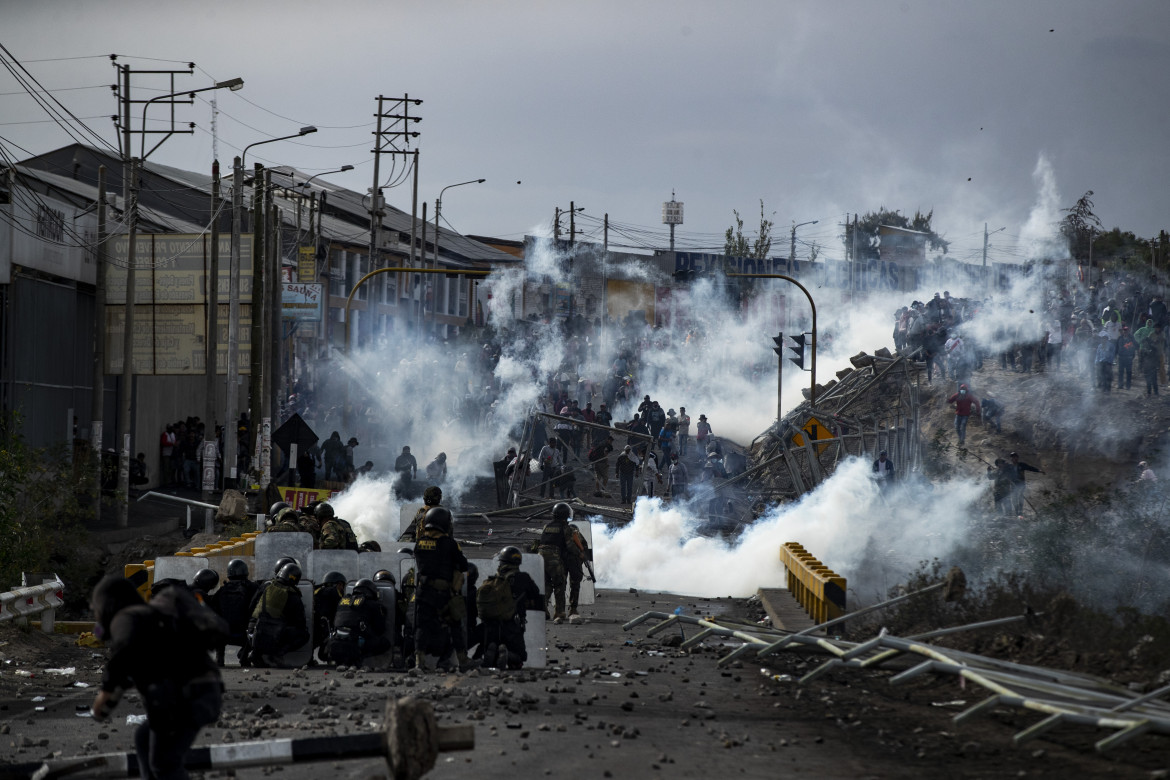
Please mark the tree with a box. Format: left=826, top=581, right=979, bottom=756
left=844, top=208, right=949, bottom=263
left=1059, top=190, right=1102, bottom=264
left=724, top=200, right=773, bottom=259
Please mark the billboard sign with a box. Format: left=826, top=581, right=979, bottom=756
left=282, top=283, right=324, bottom=322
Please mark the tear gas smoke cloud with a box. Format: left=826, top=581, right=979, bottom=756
left=317, top=157, right=1152, bottom=604
left=591, top=459, right=985, bottom=599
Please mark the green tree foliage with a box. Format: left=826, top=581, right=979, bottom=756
left=0, top=412, right=88, bottom=592
left=1091, top=227, right=1150, bottom=268
left=844, top=208, right=949, bottom=263
left=724, top=200, right=774, bottom=259
left=1059, top=190, right=1102, bottom=263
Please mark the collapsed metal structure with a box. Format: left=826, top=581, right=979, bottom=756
left=746, top=349, right=925, bottom=501
left=623, top=609, right=1170, bottom=753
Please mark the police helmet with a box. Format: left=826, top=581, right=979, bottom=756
left=227, top=558, right=249, bottom=580
left=359, top=540, right=382, bottom=553
left=373, top=569, right=396, bottom=585
left=274, top=555, right=297, bottom=575
left=552, top=502, right=572, bottom=522
left=500, top=546, right=523, bottom=566
left=315, top=502, right=335, bottom=520
left=269, top=501, right=291, bottom=517
left=193, top=569, right=219, bottom=593
left=397, top=547, right=415, bottom=557
left=276, top=562, right=302, bottom=586
left=353, top=578, right=378, bottom=599
left=323, top=571, right=346, bottom=586
left=424, top=506, right=453, bottom=534
left=423, top=485, right=443, bottom=505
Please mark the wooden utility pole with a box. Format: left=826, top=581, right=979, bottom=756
left=248, top=163, right=265, bottom=462
left=91, top=166, right=107, bottom=518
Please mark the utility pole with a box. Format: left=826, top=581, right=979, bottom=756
left=90, top=166, right=107, bottom=517
left=554, top=207, right=561, bottom=240
left=570, top=200, right=576, bottom=243
left=248, top=163, right=265, bottom=466
left=367, top=94, right=386, bottom=353
left=224, top=156, right=243, bottom=488
left=369, top=94, right=422, bottom=342
left=203, top=161, right=220, bottom=520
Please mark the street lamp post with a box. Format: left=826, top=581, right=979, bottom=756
left=115, top=76, right=243, bottom=528
left=224, top=126, right=316, bottom=488
left=790, top=219, right=818, bottom=265
left=431, top=178, right=485, bottom=327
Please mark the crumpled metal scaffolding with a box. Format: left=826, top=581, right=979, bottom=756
left=623, top=610, right=1170, bottom=752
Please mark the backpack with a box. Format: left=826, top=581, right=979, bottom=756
left=477, top=571, right=517, bottom=621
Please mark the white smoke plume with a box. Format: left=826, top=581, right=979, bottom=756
left=592, top=459, right=985, bottom=599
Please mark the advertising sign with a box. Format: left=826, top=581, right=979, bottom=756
left=282, top=283, right=324, bottom=322
left=298, top=246, right=317, bottom=283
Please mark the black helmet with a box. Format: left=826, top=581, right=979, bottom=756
left=269, top=501, right=291, bottom=517
left=276, top=562, right=302, bottom=586
left=315, top=502, right=335, bottom=520
left=353, top=578, right=378, bottom=599
left=500, top=546, right=523, bottom=566
left=274, top=555, right=297, bottom=575
left=552, top=502, right=572, bottom=522
left=373, top=569, right=396, bottom=585
left=397, top=547, right=414, bottom=557
left=227, top=559, right=249, bottom=580
left=424, top=506, right=453, bottom=534
left=193, top=569, right=219, bottom=593
left=359, top=540, right=382, bottom=553
left=323, top=571, right=346, bottom=586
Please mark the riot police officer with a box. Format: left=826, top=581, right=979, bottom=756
left=317, top=502, right=359, bottom=551
left=247, top=562, right=309, bottom=667
left=210, top=558, right=259, bottom=667
left=538, top=502, right=573, bottom=623
left=412, top=507, right=468, bottom=670
left=326, top=578, right=390, bottom=666
left=478, top=546, right=542, bottom=669
left=312, top=571, right=347, bottom=661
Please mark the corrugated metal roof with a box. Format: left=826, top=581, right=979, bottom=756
left=8, top=164, right=203, bottom=234
left=15, top=145, right=519, bottom=266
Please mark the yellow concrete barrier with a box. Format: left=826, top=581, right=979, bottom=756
left=780, top=542, right=846, bottom=624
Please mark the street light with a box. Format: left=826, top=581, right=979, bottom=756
left=790, top=219, right=818, bottom=264
left=116, top=75, right=243, bottom=529
left=298, top=164, right=354, bottom=190
left=223, top=125, right=318, bottom=488
left=431, top=178, right=485, bottom=325
left=140, top=77, right=244, bottom=160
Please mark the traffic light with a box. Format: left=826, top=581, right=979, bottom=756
left=772, top=332, right=784, bottom=357
left=788, top=333, right=806, bottom=370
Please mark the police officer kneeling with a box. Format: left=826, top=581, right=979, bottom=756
left=247, top=562, right=310, bottom=668
left=325, top=578, right=391, bottom=666
left=90, top=576, right=226, bottom=780
left=478, top=546, right=542, bottom=670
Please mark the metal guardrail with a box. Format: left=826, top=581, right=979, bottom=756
left=136, top=491, right=220, bottom=531
left=625, top=609, right=1168, bottom=753
left=779, top=542, right=845, bottom=623
left=0, top=575, right=64, bottom=632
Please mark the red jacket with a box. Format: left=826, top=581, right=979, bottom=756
left=947, top=392, right=980, bottom=417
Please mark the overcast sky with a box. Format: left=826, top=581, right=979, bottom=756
left=4, top=0, right=1169, bottom=265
